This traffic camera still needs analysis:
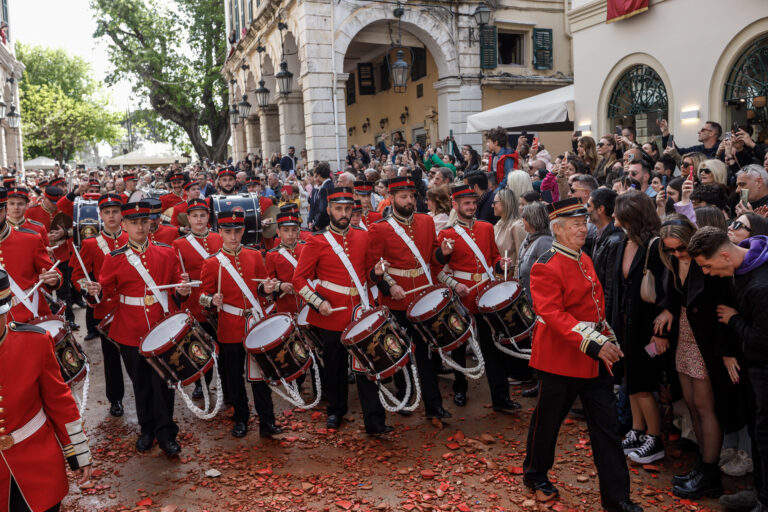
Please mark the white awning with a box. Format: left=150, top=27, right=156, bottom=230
left=23, top=156, right=58, bottom=170
left=466, top=85, right=574, bottom=132
left=106, top=142, right=189, bottom=166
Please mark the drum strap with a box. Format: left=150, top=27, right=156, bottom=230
left=386, top=218, right=433, bottom=286
left=215, top=252, right=264, bottom=320
left=95, top=235, right=110, bottom=255
left=278, top=247, right=298, bottom=268
left=125, top=251, right=169, bottom=313
left=358, top=221, right=368, bottom=231
left=0, top=263, right=38, bottom=316
left=322, top=232, right=369, bottom=310
left=185, top=234, right=210, bottom=260
left=452, top=225, right=496, bottom=282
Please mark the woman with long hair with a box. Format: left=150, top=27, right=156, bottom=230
left=655, top=215, right=745, bottom=498
left=595, top=135, right=619, bottom=184
left=697, top=159, right=728, bottom=186
left=492, top=189, right=527, bottom=267
left=426, top=185, right=452, bottom=233
left=680, top=152, right=707, bottom=180
left=576, top=135, right=599, bottom=175
left=507, top=170, right=534, bottom=199
left=611, top=191, right=668, bottom=464
left=728, top=212, right=768, bottom=243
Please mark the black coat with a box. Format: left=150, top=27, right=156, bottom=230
left=590, top=223, right=625, bottom=319
left=660, top=260, right=747, bottom=433
left=475, top=189, right=499, bottom=224
left=730, top=260, right=768, bottom=367
left=308, top=179, right=333, bottom=231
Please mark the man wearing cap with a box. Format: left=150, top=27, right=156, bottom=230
left=367, top=176, right=452, bottom=420
left=199, top=210, right=281, bottom=439
left=25, top=185, right=62, bottom=231
left=293, top=186, right=392, bottom=434
left=170, top=181, right=204, bottom=228
left=71, top=193, right=129, bottom=418
left=173, top=198, right=222, bottom=400
left=87, top=200, right=191, bottom=456
left=216, top=168, right=239, bottom=196
left=160, top=171, right=187, bottom=213
left=145, top=198, right=180, bottom=245
left=434, top=184, right=518, bottom=412
left=353, top=181, right=381, bottom=230
left=264, top=211, right=306, bottom=314
left=121, top=172, right=139, bottom=201
left=522, top=198, right=640, bottom=512
left=1, top=176, right=15, bottom=189
left=0, top=269, right=94, bottom=512
left=5, top=187, right=47, bottom=240
left=0, top=188, right=63, bottom=324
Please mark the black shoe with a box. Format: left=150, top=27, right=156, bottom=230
left=326, top=414, right=341, bottom=429
left=232, top=422, right=248, bottom=438
left=192, top=384, right=204, bottom=400
left=366, top=424, right=394, bottom=436
left=453, top=392, right=467, bottom=407
left=136, top=433, right=154, bottom=452
left=396, top=408, right=413, bottom=417
left=348, top=372, right=356, bottom=384
left=493, top=398, right=522, bottom=413
left=109, top=400, right=123, bottom=417
left=523, top=476, right=559, bottom=500
left=426, top=407, right=452, bottom=420
left=84, top=331, right=99, bottom=341
left=521, top=384, right=539, bottom=398
left=259, top=423, right=283, bottom=438
left=68, top=321, right=80, bottom=331
left=672, top=461, right=699, bottom=486
left=602, top=499, right=643, bottom=512
left=159, top=439, right=181, bottom=456
left=672, top=464, right=722, bottom=499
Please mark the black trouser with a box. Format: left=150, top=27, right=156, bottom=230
left=218, top=342, right=275, bottom=425
left=524, top=368, right=630, bottom=504
left=317, top=327, right=386, bottom=430
left=195, top=321, right=216, bottom=389
left=391, top=309, right=443, bottom=414
left=58, top=264, right=75, bottom=323
left=9, top=478, right=60, bottom=512
left=749, top=366, right=768, bottom=506
left=85, top=305, right=97, bottom=334
left=95, top=324, right=124, bottom=404
left=451, top=314, right=510, bottom=405
left=119, top=344, right=178, bottom=442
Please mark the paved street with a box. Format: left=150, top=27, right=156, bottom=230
left=61, top=306, right=742, bottom=512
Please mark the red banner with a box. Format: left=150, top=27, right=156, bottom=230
left=606, top=0, right=649, bottom=23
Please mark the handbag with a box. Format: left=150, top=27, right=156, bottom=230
left=639, top=237, right=659, bottom=304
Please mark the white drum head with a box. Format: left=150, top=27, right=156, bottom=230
left=36, top=319, right=66, bottom=336
left=346, top=310, right=384, bottom=338
left=297, top=305, right=310, bottom=326
left=477, top=281, right=519, bottom=309
left=410, top=289, right=447, bottom=318
left=142, top=314, right=188, bottom=351
left=245, top=314, right=291, bottom=349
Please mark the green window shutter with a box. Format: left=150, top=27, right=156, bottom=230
left=533, top=28, right=553, bottom=70
left=479, top=26, right=498, bottom=70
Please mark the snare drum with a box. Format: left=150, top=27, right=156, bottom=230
left=139, top=312, right=218, bottom=386
left=33, top=316, right=88, bottom=384
left=296, top=305, right=323, bottom=356
left=476, top=280, right=536, bottom=343
left=341, top=306, right=411, bottom=381
left=406, top=286, right=472, bottom=352
left=96, top=311, right=118, bottom=347
left=244, top=313, right=312, bottom=384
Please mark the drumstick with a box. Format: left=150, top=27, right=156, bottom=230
left=466, top=279, right=486, bottom=293
left=329, top=306, right=347, bottom=312
left=504, top=250, right=508, bottom=281
left=177, top=250, right=186, bottom=274
left=217, top=264, right=222, bottom=311
left=250, top=278, right=270, bottom=282
left=149, top=281, right=202, bottom=290
left=24, top=260, right=61, bottom=301
left=404, top=283, right=431, bottom=296
left=72, top=246, right=100, bottom=304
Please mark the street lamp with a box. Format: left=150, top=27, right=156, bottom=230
left=6, top=105, right=19, bottom=129
left=255, top=44, right=271, bottom=108
left=276, top=21, right=293, bottom=95
left=0, top=99, right=7, bottom=120
left=238, top=60, right=252, bottom=119
left=386, top=3, right=411, bottom=93
left=473, top=5, right=491, bottom=27
left=228, top=77, right=240, bottom=126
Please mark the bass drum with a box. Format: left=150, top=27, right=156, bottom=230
left=210, top=193, right=262, bottom=247
left=73, top=198, right=100, bottom=248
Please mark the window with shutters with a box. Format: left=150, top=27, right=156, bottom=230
left=532, top=28, right=553, bottom=70
left=346, top=73, right=356, bottom=105
left=479, top=26, right=497, bottom=70
left=411, top=47, right=427, bottom=82
left=498, top=32, right=524, bottom=66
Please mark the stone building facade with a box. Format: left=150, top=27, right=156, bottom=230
left=0, top=5, right=24, bottom=171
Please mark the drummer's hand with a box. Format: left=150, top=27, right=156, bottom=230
left=180, top=272, right=190, bottom=283
left=390, top=285, right=406, bottom=301
left=454, top=283, right=469, bottom=298
left=279, top=282, right=294, bottom=294
left=40, top=269, right=60, bottom=286
left=48, top=227, right=65, bottom=243
left=440, top=238, right=455, bottom=256
left=597, top=342, right=624, bottom=365
left=263, top=278, right=279, bottom=294
left=262, top=218, right=273, bottom=226
left=86, top=281, right=101, bottom=297
left=212, top=293, right=224, bottom=307
left=374, top=259, right=389, bottom=276
left=318, top=300, right=333, bottom=316
left=77, top=465, right=93, bottom=488
left=501, top=257, right=513, bottom=270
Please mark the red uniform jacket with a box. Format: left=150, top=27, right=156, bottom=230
left=8, top=218, right=47, bottom=242
left=0, top=224, right=62, bottom=323
left=436, top=220, right=501, bottom=315
left=170, top=198, right=211, bottom=227
left=264, top=241, right=306, bottom=314
left=200, top=246, right=269, bottom=343
left=98, top=241, right=184, bottom=347
left=0, top=323, right=90, bottom=512
left=529, top=243, right=609, bottom=379
left=24, top=202, right=56, bottom=232
left=70, top=230, right=129, bottom=320
left=149, top=224, right=179, bottom=245
left=55, top=194, right=74, bottom=218
left=367, top=213, right=439, bottom=311
left=293, top=226, right=375, bottom=332
left=160, top=192, right=186, bottom=213
left=360, top=210, right=382, bottom=231
left=172, top=232, right=223, bottom=322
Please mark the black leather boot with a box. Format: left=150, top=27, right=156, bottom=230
left=672, top=461, right=722, bottom=499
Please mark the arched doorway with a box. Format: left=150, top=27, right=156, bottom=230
left=724, top=34, right=768, bottom=132
left=607, top=64, right=668, bottom=139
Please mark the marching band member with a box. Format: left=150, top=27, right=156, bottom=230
left=199, top=211, right=282, bottom=439
left=170, top=181, right=204, bottom=227
left=145, top=198, right=180, bottom=245
left=71, top=193, right=129, bottom=418
left=216, top=168, right=239, bottom=196
left=172, top=198, right=222, bottom=400
left=5, top=187, right=47, bottom=240
left=434, top=185, right=519, bottom=412
left=1, top=176, right=15, bottom=190
left=121, top=172, right=139, bottom=201
left=264, top=211, right=306, bottom=314
left=87, top=201, right=191, bottom=456
left=0, top=188, right=63, bottom=324
left=0, top=269, right=93, bottom=512
left=160, top=171, right=187, bottom=213
left=293, top=187, right=392, bottom=435
left=523, top=198, right=641, bottom=512
left=353, top=181, right=381, bottom=230
left=25, top=186, right=62, bottom=232
left=367, top=176, right=451, bottom=420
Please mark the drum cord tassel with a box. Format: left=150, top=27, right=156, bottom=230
left=270, top=352, right=323, bottom=409
left=437, top=319, right=485, bottom=379
left=493, top=337, right=532, bottom=360
left=71, top=361, right=91, bottom=417
left=376, top=358, right=422, bottom=413
left=176, top=353, right=223, bottom=420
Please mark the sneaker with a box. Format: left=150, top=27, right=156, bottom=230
left=628, top=434, right=665, bottom=464
left=721, top=450, right=754, bottom=477
left=719, top=489, right=757, bottom=512
left=622, top=429, right=645, bottom=455
left=719, top=447, right=737, bottom=467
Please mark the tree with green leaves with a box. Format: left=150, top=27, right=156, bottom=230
left=91, top=0, right=230, bottom=162
left=16, top=43, right=123, bottom=163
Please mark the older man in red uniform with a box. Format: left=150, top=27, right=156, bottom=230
left=71, top=193, right=129, bottom=418
left=522, top=198, right=641, bottom=512
left=0, top=268, right=93, bottom=512
left=293, top=187, right=390, bottom=434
